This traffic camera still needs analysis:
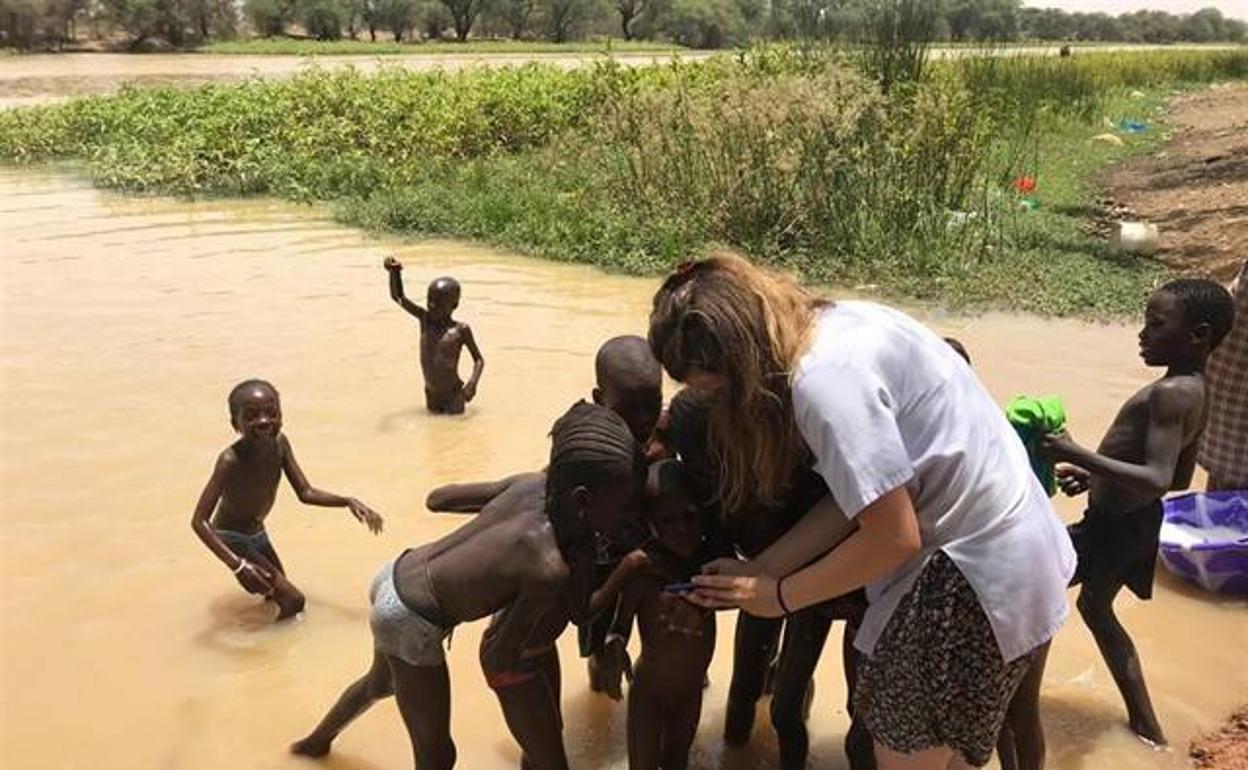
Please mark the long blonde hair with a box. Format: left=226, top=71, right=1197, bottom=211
left=648, top=253, right=826, bottom=513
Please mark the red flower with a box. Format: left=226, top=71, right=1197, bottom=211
left=1013, top=176, right=1037, bottom=194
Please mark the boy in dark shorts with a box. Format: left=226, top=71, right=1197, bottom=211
left=1042, top=278, right=1235, bottom=746
left=383, top=257, right=484, bottom=414
left=600, top=460, right=716, bottom=770
left=190, top=379, right=384, bottom=620
left=291, top=402, right=645, bottom=769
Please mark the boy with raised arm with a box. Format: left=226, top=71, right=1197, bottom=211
left=383, top=257, right=484, bottom=414
left=1041, top=278, right=1235, bottom=746
left=291, top=402, right=646, bottom=770
left=191, top=379, right=383, bottom=620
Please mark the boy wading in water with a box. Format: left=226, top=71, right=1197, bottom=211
left=601, top=459, right=716, bottom=770
left=384, top=257, right=484, bottom=415
left=1041, top=279, right=1235, bottom=746
left=191, top=380, right=384, bottom=620
left=291, top=402, right=645, bottom=770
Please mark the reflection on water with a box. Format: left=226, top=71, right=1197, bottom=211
left=1, top=167, right=1245, bottom=770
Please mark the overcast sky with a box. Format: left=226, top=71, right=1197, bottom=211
left=1022, top=0, right=1248, bottom=20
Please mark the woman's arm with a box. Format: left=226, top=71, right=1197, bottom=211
left=689, top=486, right=921, bottom=616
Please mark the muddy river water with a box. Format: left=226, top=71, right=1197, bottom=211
left=1, top=165, right=1245, bottom=770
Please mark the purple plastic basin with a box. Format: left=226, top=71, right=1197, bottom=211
left=1159, top=490, right=1248, bottom=596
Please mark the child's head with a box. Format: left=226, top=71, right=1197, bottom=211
left=426, top=277, right=461, bottom=321
left=547, top=401, right=646, bottom=544
left=1141, top=279, right=1235, bottom=367
left=593, top=335, right=663, bottom=444
left=943, top=336, right=971, bottom=364
left=645, top=460, right=702, bottom=559
left=228, top=379, right=281, bottom=442
left=666, top=388, right=716, bottom=503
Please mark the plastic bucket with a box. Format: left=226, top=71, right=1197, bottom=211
left=1159, top=490, right=1248, bottom=596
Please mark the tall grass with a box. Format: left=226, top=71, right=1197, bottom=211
left=1, top=46, right=1245, bottom=314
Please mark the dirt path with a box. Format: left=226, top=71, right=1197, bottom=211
left=1105, top=82, right=1248, bottom=281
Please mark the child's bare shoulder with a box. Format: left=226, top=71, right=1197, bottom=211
left=1148, top=375, right=1205, bottom=416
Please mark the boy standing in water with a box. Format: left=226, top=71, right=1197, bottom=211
left=291, top=402, right=645, bottom=770
left=1042, top=278, right=1235, bottom=745
left=383, top=257, right=484, bottom=415
left=191, top=380, right=384, bottom=620
left=602, top=459, right=716, bottom=770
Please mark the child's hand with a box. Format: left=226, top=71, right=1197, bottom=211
left=463, top=381, right=477, bottom=403
left=1055, top=464, right=1091, bottom=497
left=1039, top=430, right=1078, bottom=462
left=349, top=499, right=384, bottom=534
left=237, top=561, right=275, bottom=595
left=623, top=548, right=651, bottom=573
left=383, top=257, right=403, bottom=271
left=600, top=635, right=633, bottom=701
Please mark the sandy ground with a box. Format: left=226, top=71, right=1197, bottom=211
left=1190, top=706, right=1248, bottom=770
left=1105, top=82, right=1248, bottom=282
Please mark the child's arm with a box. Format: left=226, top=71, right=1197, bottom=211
left=461, top=324, right=484, bottom=403
left=279, top=435, right=384, bottom=533
left=588, top=549, right=649, bottom=617
left=599, top=581, right=643, bottom=700
left=383, top=258, right=425, bottom=320
left=425, top=473, right=538, bottom=513
left=1042, top=381, right=1202, bottom=499
left=190, top=452, right=275, bottom=594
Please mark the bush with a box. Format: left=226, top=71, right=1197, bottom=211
left=659, top=0, right=745, bottom=49
left=299, top=0, right=345, bottom=38
left=244, top=0, right=290, bottom=35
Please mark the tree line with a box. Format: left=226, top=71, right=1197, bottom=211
left=2, top=0, right=1245, bottom=51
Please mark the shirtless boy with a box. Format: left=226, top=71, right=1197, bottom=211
left=602, top=459, right=716, bottom=770
left=1041, top=278, right=1235, bottom=745
left=291, top=402, right=645, bottom=769
left=190, top=380, right=383, bottom=620
left=384, top=257, right=484, bottom=414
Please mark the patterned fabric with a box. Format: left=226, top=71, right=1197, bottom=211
left=854, top=551, right=1037, bottom=767
left=369, top=558, right=452, bottom=667
left=1200, top=262, right=1248, bottom=488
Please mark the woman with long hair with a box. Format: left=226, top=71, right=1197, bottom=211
left=648, top=254, right=1075, bottom=770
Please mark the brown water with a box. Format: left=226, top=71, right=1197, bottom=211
left=1, top=166, right=1244, bottom=770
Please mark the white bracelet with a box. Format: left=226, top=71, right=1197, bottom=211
left=233, top=559, right=248, bottom=574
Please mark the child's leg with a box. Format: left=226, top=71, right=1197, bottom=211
left=996, top=641, right=1050, bottom=770
left=659, top=689, right=704, bottom=770
left=627, top=688, right=663, bottom=770
left=239, top=542, right=305, bottom=619
left=492, top=653, right=570, bottom=770
left=770, top=610, right=833, bottom=770
left=1076, top=583, right=1165, bottom=744
left=292, top=650, right=394, bottom=756
left=724, top=612, right=783, bottom=744
left=388, top=655, right=458, bottom=770
left=842, top=622, right=876, bottom=770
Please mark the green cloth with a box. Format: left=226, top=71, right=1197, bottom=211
left=1005, top=395, right=1068, bottom=497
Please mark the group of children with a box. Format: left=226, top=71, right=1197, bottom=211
left=191, top=257, right=1237, bottom=769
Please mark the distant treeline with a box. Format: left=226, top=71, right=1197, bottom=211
left=1, top=0, right=1245, bottom=51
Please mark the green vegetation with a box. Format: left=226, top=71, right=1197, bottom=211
left=1, top=46, right=1244, bottom=316
left=198, top=37, right=682, bottom=53
left=3, top=0, right=1245, bottom=52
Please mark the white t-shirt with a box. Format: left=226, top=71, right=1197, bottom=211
left=792, top=301, right=1076, bottom=662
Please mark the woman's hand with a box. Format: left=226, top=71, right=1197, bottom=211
left=685, top=573, right=784, bottom=617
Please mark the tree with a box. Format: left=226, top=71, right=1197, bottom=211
left=244, top=0, right=293, bottom=35
left=659, top=0, right=745, bottom=48
left=614, top=0, right=645, bottom=39
left=299, top=0, right=344, bottom=38
left=375, top=0, right=414, bottom=38
left=543, top=0, right=596, bottom=42
left=492, top=0, right=532, bottom=37
left=438, top=0, right=484, bottom=39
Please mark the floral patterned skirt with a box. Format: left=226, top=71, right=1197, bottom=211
left=854, top=551, right=1038, bottom=767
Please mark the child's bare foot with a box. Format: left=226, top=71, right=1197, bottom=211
left=1129, top=717, right=1168, bottom=748
left=290, top=735, right=332, bottom=757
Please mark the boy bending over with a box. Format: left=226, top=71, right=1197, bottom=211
left=291, top=402, right=645, bottom=769
left=191, top=379, right=383, bottom=620
left=1042, top=278, right=1234, bottom=745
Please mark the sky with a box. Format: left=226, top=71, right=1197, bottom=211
left=1022, top=0, right=1248, bottom=20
